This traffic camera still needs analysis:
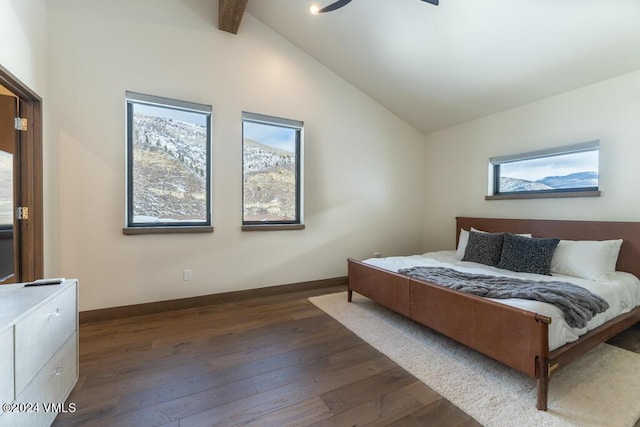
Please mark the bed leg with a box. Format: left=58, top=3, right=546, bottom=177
left=347, top=289, right=353, bottom=302
left=536, top=357, right=549, bottom=411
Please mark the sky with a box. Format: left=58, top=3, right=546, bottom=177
left=501, top=150, right=598, bottom=181
left=243, top=122, right=297, bottom=153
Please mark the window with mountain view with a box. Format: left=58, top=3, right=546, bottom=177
left=490, top=141, right=600, bottom=197
left=125, top=92, right=212, bottom=232
left=242, top=112, right=303, bottom=229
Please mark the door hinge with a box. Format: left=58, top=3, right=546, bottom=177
left=16, top=207, right=29, bottom=220
left=14, top=117, right=27, bottom=131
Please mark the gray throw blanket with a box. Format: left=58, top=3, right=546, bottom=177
left=398, top=267, right=609, bottom=328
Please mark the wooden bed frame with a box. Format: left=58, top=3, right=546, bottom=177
left=347, top=217, right=640, bottom=410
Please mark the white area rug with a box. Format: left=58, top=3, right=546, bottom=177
left=309, top=292, right=640, bottom=427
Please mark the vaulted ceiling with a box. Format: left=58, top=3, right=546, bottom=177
left=225, top=1, right=640, bottom=134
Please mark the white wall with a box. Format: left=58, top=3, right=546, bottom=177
left=47, top=0, right=425, bottom=311
left=0, top=0, right=47, bottom=94
left=0, top=0, right=54, bottom=275
left=423, top=71, right=640, bottom=251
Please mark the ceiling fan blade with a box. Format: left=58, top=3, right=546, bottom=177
left=317, top=0, right=353, bottom=13
left=421, top=0, right=439, bottom=5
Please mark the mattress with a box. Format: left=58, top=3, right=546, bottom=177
left=363, top=251, right=640, bottom=351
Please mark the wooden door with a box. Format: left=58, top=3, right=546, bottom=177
left=0, top=64, right=43, bottom=283
left=0, top=94, right=18, bottom=283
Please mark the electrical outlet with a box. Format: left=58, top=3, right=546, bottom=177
left=183, top=269, right=192, bottom=281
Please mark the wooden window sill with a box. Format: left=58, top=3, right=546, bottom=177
left=123, top=226, right=214, bottom=235
left=242, top=224, right=305, bottom=231
left=486, top=191, right=601, bottom=200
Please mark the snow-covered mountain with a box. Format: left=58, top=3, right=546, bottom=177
left=243, top=138, right=296, bottom=221
left=537, top=172, right=598, bottom=189
left=132, top=114, right=207, bottom=222
left=499, top=177, right=552, bottom=192
left=243, top=138, right=295, bottom=174
left=133, top=114, right=207, bottom=177
left=500, top=171, right=598, bottom=193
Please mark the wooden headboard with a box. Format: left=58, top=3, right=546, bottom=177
left=456, top=217, right=640, bottom=279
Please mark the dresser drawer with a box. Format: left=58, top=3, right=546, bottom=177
left=13, top=332, right=77, bottom=427
left=0, top=327, right=14, bottom=405
left=14, top=284, right=76, bottom=395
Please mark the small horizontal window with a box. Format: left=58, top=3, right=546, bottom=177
left=489, top=141, right=600, bottom=199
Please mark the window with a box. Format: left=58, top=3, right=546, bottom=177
left=125, top=92, right=212, bottom=233
left=488, top=141, right=600, bottom=199
left=242, top=112, right=304, bottom=230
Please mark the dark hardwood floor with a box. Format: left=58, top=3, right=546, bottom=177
left=54, top=284, right=640, bottom=427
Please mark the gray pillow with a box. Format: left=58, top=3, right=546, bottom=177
left=462, top=230, right=505, bottom=267
left=497, top=233, right=560, bottom=275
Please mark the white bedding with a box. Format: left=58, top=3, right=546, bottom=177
left=363, top=251, right=640, bottom=351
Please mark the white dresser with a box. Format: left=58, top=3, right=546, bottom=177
left=0, top=279, right=78, bottom=427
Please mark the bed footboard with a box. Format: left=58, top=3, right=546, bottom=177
left=407, top=275, right=550, bottom=378
left=347, top=258, right=411, bottom=317
left=347, top=258, right=552, bottom=410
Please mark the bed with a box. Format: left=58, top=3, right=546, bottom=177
left=346, top=217, right=640, bottom=410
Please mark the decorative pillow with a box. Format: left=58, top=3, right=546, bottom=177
left=551, top=239, right=623, bottom=281
left=456, top=229, right=471, bottom=259
left=462, top=230, right=505, bottom=266
left=497, top=233, right=560, bottom=275
left=456, top=228, right=532, bottom=259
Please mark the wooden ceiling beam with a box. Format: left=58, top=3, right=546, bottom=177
left=218, top=0, right=248, bottom=34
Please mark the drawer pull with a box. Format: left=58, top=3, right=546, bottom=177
left=49, top=308, right=62, bottom=318
left=54, top=367, right=63, bottom=376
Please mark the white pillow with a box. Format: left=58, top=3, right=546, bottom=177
left=550, top=239, right=623, bottom=281
left=456, top=228, right=532, bottom=259
left=456, top=229, right=471, bottom=259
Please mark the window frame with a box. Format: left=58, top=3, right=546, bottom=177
left=241, top=111, right=304, bottom=231
left=124, top=92, right=213, bottom=234
left=487, top=141, right=601, bottom=200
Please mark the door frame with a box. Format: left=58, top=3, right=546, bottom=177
left=0, top=64, right=44, bottom=281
